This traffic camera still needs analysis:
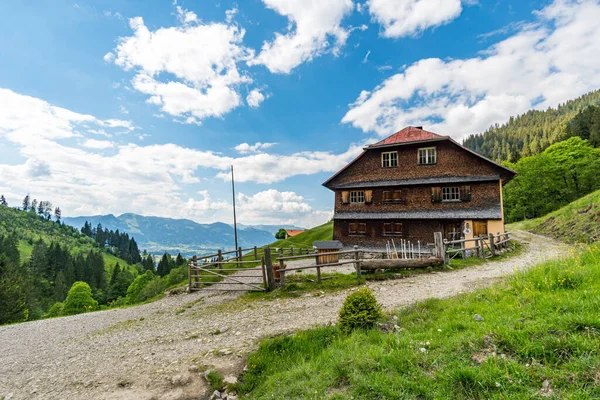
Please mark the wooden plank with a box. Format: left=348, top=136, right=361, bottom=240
left=361, top=258, right=443, bottom=270
left=279, top=257, right=286, bottom=287
left=261, top=256, right=267, bottom=289
left=354, top=246, right=361, bottom=283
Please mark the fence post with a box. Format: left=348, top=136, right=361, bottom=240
left=460, top=235, right=466, bottom=260
left=254, top=246, right=258, bottom=261
left=479, top=237, right=485, bottom=258
left=192, top=255, right=199, bottom=289
left=434, top=232, right=444, bottom=261
left=238, top=246, right=242, bottom=268
left=263, top=247, right=274, bottom=291
left=505, top=232, right=511, bottom=249
left=353, top=245, right=361, bottom=283
left=187, top=258, right=193, bottom=292
left=260, top=256, right=267, bottom=289
left=291, top=247, right=294, bottom=256
left=279, top=256, right=286, bottom=287
left=489, top=233, right=496, bottom=256
left=217, top=249, right=223, bottom=270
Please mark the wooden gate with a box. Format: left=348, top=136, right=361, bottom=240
left=188, top=247, right=267, bottom=292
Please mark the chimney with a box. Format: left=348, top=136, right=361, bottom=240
left=414, top=126, right=423, bottom=129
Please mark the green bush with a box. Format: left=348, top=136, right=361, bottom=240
left=206, top=370, right=224, bottom=391
left=45, top=302, right=64, bottom=318
left=163, top=265, right=187, bottom=288
left=62, top=282, right=98, bottom=315
left=138, top=276, right=165, bottom=302
left=126, top=271, right=155, bottom=304
left=338, top=287, right=383, bottom=333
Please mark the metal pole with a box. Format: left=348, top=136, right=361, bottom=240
left=231, top=165, right=239, bottom=253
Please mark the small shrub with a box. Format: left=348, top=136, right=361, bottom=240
left=46, top=302, right=64, bottom=318
left=62, top=282, right=98, bottom=315
left=338, top=287, right=383, bottom=333
left=206, top=370, right=224, bottom=391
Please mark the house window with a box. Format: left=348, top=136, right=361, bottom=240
left=383, top=222, right=403, bottom=236
left=383, top=190, right=403, bottom=203
left=442, top=187, right=460, bottom=202
left=418, top=147, right=436, bottom=165
left=350, top=191, right=365, bottom=203
left=473, top=221, right=488, bottom=237
left=381, top=151, right=398, bottom=168
left=349, top=222, right=366, bottom=235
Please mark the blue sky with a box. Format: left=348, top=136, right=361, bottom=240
left=1, top=0, right=600, bottom=227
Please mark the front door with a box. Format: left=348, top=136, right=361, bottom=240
left=442, top=221, right=462, bottom=241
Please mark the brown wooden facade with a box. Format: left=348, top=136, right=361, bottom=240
left=323, top=127, right=516, bottom=247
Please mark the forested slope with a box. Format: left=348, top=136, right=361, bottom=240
left=463, top=89, right=600, bottom=161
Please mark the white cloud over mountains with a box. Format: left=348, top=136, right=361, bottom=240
left=248, top=0, right=355, bottom=74
left=342, top=0, right=600, bottom=140
left=0, top=88, right=357, bottom=225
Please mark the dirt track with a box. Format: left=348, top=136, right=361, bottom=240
left=0, top=231, right=569, bottom=400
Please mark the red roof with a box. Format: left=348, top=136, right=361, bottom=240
left=368, top=126, right=444, bottom=148
left=285, top=229, right=305, bottom=237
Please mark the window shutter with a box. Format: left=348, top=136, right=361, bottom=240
left=383, top=223, right=392, bottom=235
left=341, top=191, right=349, bottom=204
left=358, top=223, right=366, bottom=233
left=431, top=187, right=442, bottom=203
left=383, top=191, right=391, bottom=202
left=393, top=190, right=402, bottom=201
left=393, top=223, right=402, bottom=235
left=460, top=185, right=472, bottom=201
left=365, top=190, right=373, bottom=204
left=349, top=223, right=357, bottom=234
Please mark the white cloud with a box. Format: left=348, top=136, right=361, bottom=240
left=342, top=0, right=600, bottom=140
left=81, top=139, right=115, bottom=149
left=119, top=105, right=129, bottom=115
left=246, top=89, right=266, bottom=108
left=367, top=0, right=463, bottom=38
left=234, top=142, right=277, bottom=154
left=248, top=0, right=354, bottom=74
left=225, top=8, right=238, bottom=23
left=362, top=50, right=370, bottom=63
left=106, top=8, right=256, bottom=123
left=0, top=88, right=356, bottom=225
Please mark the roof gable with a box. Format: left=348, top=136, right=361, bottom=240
left=322, top=126, right=517, bottom=189
left=368, top=126, right=444, bottom=148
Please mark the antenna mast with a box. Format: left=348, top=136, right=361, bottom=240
left=231, top=165, right=239, bottom=252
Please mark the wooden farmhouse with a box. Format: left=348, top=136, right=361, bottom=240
left=323, top=126, right=517, bottom=247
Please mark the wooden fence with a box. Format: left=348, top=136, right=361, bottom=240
left=188, top=245, right=314, bottom=292
left=188, top=232, right=513, bottom=292
left=442, top=232, right=512, bottom=264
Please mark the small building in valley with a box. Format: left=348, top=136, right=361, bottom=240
left=322, top=126, right=517, bottom=247
left=285, top=229, right=305, bottom=238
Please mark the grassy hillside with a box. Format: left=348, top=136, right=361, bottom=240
left=268, top=221, right=333, bottom=249
left=509, top=189, right=600, bottom=243
left=0, top=206, right=132, bottom=271
left=238, top=245, right=600, bottom=399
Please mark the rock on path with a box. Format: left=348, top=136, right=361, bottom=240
left=0, top=231, right=568, bottom=400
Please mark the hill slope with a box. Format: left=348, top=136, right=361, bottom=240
left=0, top=206, right=132, bottom=270
left=509, top=189, right=600, bottom=243
left=63, top=213, right=281, bottom=256
left=463, top=88, right=600, bottom=161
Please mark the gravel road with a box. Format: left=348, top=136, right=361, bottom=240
left=0, top=230, right=569, bottom=400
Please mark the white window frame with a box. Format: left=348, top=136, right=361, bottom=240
left=418, top=147, right=437, bottom=165
left=350, top=191, right=365, bottom=204
left=381, top=151, right=398, bottom=168
left=442, top=187, right=460, bottom=202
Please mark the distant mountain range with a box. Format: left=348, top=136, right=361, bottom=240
left=62, top=213, right=304, bottom=258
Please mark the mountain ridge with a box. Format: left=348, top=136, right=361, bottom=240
left=62, top=213, right=303, bottom=257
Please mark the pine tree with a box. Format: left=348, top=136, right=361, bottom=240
left=54, top=207, right=61, bottom=222
left=22, top=194, right=30, bottom=211
left=0, top=195, right=7, bottom=207
left=31, top=199, right=38, bottom=214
